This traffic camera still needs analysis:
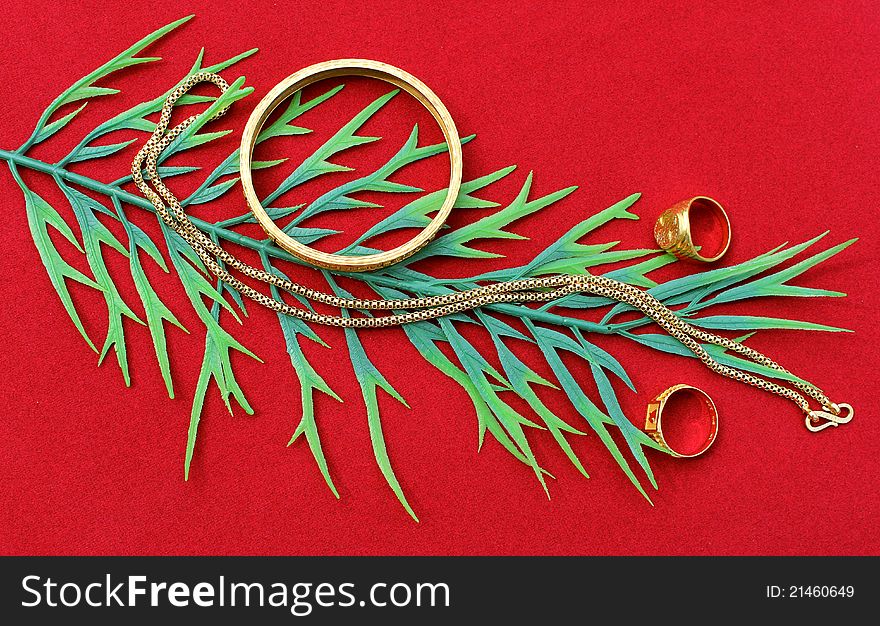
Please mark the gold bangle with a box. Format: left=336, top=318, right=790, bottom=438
left=644, top=384, right=719, bottom=458
left=239, top=59, right=463, bottom=272
left=653, top=196, right=731, bottom=263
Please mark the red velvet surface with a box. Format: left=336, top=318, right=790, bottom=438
left=1, top=1, right=878, bottom=556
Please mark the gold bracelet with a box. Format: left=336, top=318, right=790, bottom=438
left=239, top=59, right=463, bottom=272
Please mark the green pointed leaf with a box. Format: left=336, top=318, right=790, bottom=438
left=12, top=166, right=101, bottom=351
left=59, top=182, right=143, bottom=385
left=688, top=315, right=849, bottom=333
left=349, top=164, right=510, bottom=248
left=200, top=48, right=259, bottom=74
left=61, top=85, right=120, bottom=105
left=66, top=138, right=137, bottom=163
left=263, top=90, right=396, bottom=205
left=290, top=127, right=477, bottom=230
left=116, top=200, right=186, bottom=397
left=257, top=84, right=344, bottom=143
left=412, top=173, right=577, bottom=262
left=487, top=327, right=589, bottom=478
left=186, top=177, right=239, bottom=205
left=699, top=238, right=855, bottom=307
left=160, top=76, right=254, bottom=161
left=23, top=15, right=193, bottom=149
left=185, top=302, right=260, bottom=480
left=277, top=310, right=341, bottom=498
left=327, top=276, right=416, bottom=520
left=62, top=45, right=257, bottom=166
left=162, top=223, right=241, bottom=320
left=621, top=331, right=810, bottom=385
left=33, top=103, right=87, bottom=144
left=601, top=234, right=832, bottom=324
left=439, top=318, right=549, bottom=493
left=528, top=320, right=658, bottom=502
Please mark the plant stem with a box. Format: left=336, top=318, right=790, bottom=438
left=1, top=148, right=613, bottom=335
left=1, top=148, right=251, bottom=244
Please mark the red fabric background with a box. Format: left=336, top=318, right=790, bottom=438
left=1, top=1, right=878, bottom=556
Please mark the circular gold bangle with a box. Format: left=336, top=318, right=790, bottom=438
left=653, top=196, right=731, bottom=263
left=644, top=384, right=719, bottom=458
left=239, top=59, right=463, bottom=272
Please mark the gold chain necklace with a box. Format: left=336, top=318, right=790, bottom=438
left=131, top=69, right=852, bottom=433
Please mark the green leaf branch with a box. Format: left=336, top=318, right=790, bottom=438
left=0, top=17, right=855, bottom=519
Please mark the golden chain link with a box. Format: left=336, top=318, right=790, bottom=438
left=131, top=72, right=847, bottom=427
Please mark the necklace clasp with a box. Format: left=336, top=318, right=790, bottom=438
left=805, top=403, right=854, bottom=432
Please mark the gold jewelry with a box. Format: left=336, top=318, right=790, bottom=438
left=654, top=196, right=731, bottom=262
left=130, top=66, right=851, bottom=433
left=645, top=384, right=718, bottom=458
left=240, top=59, right=462, bottom=272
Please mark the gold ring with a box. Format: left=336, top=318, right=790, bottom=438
left=239, top=59, right=462, bottom=272
left=644, top=384, right=719, bottom=458
left=653, top=196, right=731, bottom=262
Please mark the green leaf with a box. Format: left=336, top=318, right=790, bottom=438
left=66, top=138, right=137, bottom=163
left=411, top=172, right=577, bottom=262
left=257, top=84, right=344, bottom=142
left=11, top=165, right=101, bottom=351
left=262, top=261, right=328, bottom=348
left=669, top=242, right=790, bottom=309
left=61, top=86, right=120, bottom=105
left=484, top=318, right=589, bottom=478
left=186, top=177, right=240, bottom=205
left=326, top=276, right=417, bottom=520
left=589, top=363, right=660, bottom=489
left=290, top=128, right=476, bottom=230
left=439, top=317, right=550, bottom=493
left=114, top=199, right=186, bottom=397
left=274, top=299, right=341, bottom=497
left=159, top=76, right=254, bottom=162
left=600, top=234, right=833, bottom=324
left=621, top=331, right=810, bottom=385
left=458, top=193, right=643, bottom=283
left=184, top=150, right=286, bottom=209
left=217, top=205, right=302, bottom=228
left=349, top=165, right=513, bottom=249
left=198, top=47, right=259, bottom=74
left=571, top=328, right=635, bottom=391
left=185, top=302, right=260, bottom=480
left=370, top=287, right=517, bottom=455
left=113, top=165, right=201, bottom=187
left=215, top=209, right=337, bottom=245
left=528, top=320, right=659, bottom=502
left=61, top=45, right=257, bottom=167
left=400, top=320, right=503, bottom=451
left=263, top=90, right=397, bottom=206
left=697, top=238, right=855, bottom=307
left=515, top=193, right=641, bottom=277
left=58, top=182, right=144, bottom=385
left=475, top=310, right=534, bottom=344
left=159, top=222, right=259, bottom=478
left=604, top=254, right=677, bottom=288
left=163, top=225, right=241, bottom=322
left=33, top=104, right=88, bottom=144
left=167, top=129, right=232, bottom=154
left=688, top=315, right=849, bottom=333
left=23, top=15, right=193, bottom=148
